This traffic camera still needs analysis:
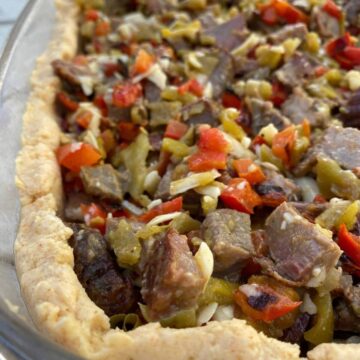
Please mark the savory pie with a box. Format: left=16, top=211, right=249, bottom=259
left=15, top=0, right=360, bottom=359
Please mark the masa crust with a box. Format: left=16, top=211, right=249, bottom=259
left=14, top=0, right=360, bottom=359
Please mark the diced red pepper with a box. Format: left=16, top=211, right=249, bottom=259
left=75, top=110, right=93, bottom=129
left=138, top=197, right=183, bottom=223
left=57, top=143, right=102, bottom=173
left=338, top=224, right=360, bottom=267
left=220, top=178, right=262, bottom=215
left=251, top=135, right=267, bottom=149
left=85, top=9, right=100, bottom=21
left=112, top=82, right=142, bottom=108
left=93, top=95, right=108, bottom=117
left=270, top=82, right=288, bottom=107
left=222, top=92, right=243, bottom=110
left=314, top=194, right=327, bottom=204
left=258, top=0, right=308, bottom=25
left=164, top=120, right=189, bottom=140
left=81, top=203, right=107, bottom=234
left=178, top=79, right=204, bottom=97
left=315, top=66, right=329, bottom=77
left=323, top=0, right=342, bottom=20
left=326, top=33, right=360, bottom=69
left=95, top=20, right=110, bottom=37
left=157, top=151, right=171, bottom=177
left=301, top=119, right=311, bottom=138
left=233, top=159, right=266, bottom=185
left=132, top=49, right=155, bottom=76
left=118, top=122, right=139, bottom=142
left=188, top=150, right=227, bottom=172
left=272, top=125, right=296, bottom=167
left=56, top=91, right=79, bottom=112
left=234, top=284, right=302, bottom=323
left=198, top=128, right=230, bottom=154
left=73, top=55, right=88, bottom=66
left=103, top=62, right=121, bottom=77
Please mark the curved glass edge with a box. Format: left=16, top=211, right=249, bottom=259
left=0, top=0, right=83, bottom=359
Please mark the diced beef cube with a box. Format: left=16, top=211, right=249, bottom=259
left=234, top=58, right=260, bottom=77
left=337, top=275, right=360, bottom=317
left=198, top=12, right=218, bottom=30
left=335, top=300, right=360, bottom=334
left=313, top=8, right=341, bottom=39
left=69, top=224, right=137, bottom=316
left=342, top=90, right=360, bottom=128
left=208, top=50, right=235, bottom=97
left=144, top=80, right=162, bottom=103
left=201, top=209, right=254, bottom=272
left=148, top=101, right=182, bottom=127
left=202, top=14, right=246, bottom=51
left=52, top=60, right=94, bottom=94
left=154, top=166, right=173, bottom=201
left=182, top=100, right=219, bottom=127
left=269, top=23, right=308, bottom=44
left=80, top=164, right=123, bottom=202
left=246, top=98, right=291, bottom=135
left=281, top=87, right=329, bottom=127
left=295, top=126, right=360, bottom=175
left=274, top=53, right=318, bottom=87
left=141, top=228, right=205, bottom=320
left=291, top=201, right=329, bottom=222
left=264, top=202, right=341, bottom=285
left=257, top=167, right=301, bottom=202
left=345, top=0, right=360, bottom=28
left=282, top=313, right=311, bottom=343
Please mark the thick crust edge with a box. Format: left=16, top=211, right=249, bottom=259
left=14, top=1, right=360, bottom=359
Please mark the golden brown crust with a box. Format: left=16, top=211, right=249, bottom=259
left=14, top=1, right=360, bottom=359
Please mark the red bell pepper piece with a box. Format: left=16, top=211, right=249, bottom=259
left=57, top=143, right=102, bottom=173
left=338, top=224, right=360, bottom=267
left=132, top=49, right=155, bottom=76
left=270, top=82, right=288, bottom=107
left=164, top=120, right=189, bottom=140
left=112, top=82, right=142, bottom=108
left=272, top=125, right=296, bottom=167
left=178, top=79, right=204, bottom=97
left=258, top=0, right=308, bottom=25
left=75, top=110, right=93, bottom=129
left=222, top=92, right=243, bottom=110
left=234, top=284, right=302, bottom=323
left=138, top=197, right=183, bottom=223
left=85, top=9, right=100, bottom=22
left=323, top=0, right=342, bottom=20
left=220, top=178, right=262, bottom=214
left=233, top=159, right=266, bottom=185
left=81, top=203, right=107, bottom=234
left=118, top=122, right=139, bottom=142
left=56, top=91, right=79, bottom=112
left=95, top=20, right=110, bottom=37
left=93, top=95, right=108, bottom=116
left=198, top=128, right=230, bottom=154
left=188, top=150, right=227, bottom=172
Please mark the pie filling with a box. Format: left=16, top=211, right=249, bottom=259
left=54, top=0, right=360, bottom=352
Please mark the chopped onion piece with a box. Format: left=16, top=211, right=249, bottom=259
left=170, top=170, right=221, bottom=196
left=197, top=303, right=218, bottom=326
left=194, top=242, right=214, bottom=288
left=213, top=305, right=235, bottom=322
left=121, top=200, right=144, bottom=216
left=147, top=64, right=167, bottom=90
left=147, top=211, right=182, bottom=226
left=195, top=184, right=221, bottom=198
left=144, top=170, right=161, bottom=194
left=147, top=199, right=162, bottom=210
left=300, top=293, right=317, bottom=315
left=295, top=177, right=320, bottom=203
left=221, top=132, right=255, bottom=159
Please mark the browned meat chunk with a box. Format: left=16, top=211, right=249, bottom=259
left=282, top=313, right=311, bottom=343
left=275, top=53, right=318, bottom=87
left=154, top=166, right=172, bottom=200
left=202, top=14, right=246, bottom=51
left=263, top=202, right=341, bottom=285
left=342, top=90, right=360, bottom=128
left=281, top=87, right=329, bottom=127
left=313, top=8, right=341, bottom=38
left=295, top=126, right=360, bottom=175
left=182, top=100, right=218, bottom=127
left=335, top=301, right=360, bottom=334
left=52, top=60, right=93, bottom=92
left=141, top=228, right=205, bottom=320
left=201, top=209, right=254, bottom=272
left=209, top=51, right=235, bottom=97
left=345, top=0, right=360, bottom=27
left=80, top=164, right=123, bottom=201
left=291, top=201, right=329, bottom=222
left=144, top=80, right=161, bottom=102
left=256, top=167, right=301, bottom=202
left=69, top=224, right=137, bottom=316
left=246, top=98, right=291, bottom=135
left=269, top=23, right=308, bottom=44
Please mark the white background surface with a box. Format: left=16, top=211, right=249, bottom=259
left=0, top=0, right=28, bottom=52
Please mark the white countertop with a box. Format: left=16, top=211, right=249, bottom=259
left=0, top=0, right=28, bottom=52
